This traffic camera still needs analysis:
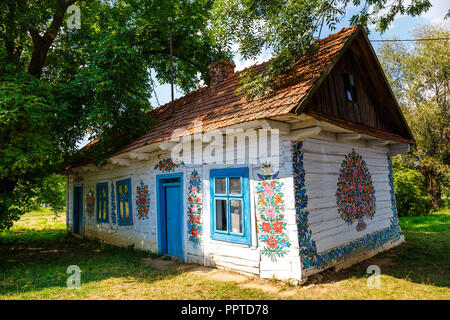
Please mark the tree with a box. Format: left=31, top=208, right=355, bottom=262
left=378, top=24, right=449, bottom=210
left=210, top=0, right=434, bottom=98
left=0, top=0, right=228, bottom=229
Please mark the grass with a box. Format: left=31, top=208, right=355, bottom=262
left=0, top=207, right=449, bottom=300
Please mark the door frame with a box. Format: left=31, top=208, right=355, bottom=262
left=73, top=184, right=83, bottom=235
left=156, top=172, right=184, bottom=258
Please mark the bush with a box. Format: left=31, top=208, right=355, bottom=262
left=393, top=166, right=432, bottom=217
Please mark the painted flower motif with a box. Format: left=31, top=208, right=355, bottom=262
left=136, top=181, right=150, bottom=219
left=266, top=236, right=278, bottom=248
left=154, top=158, right=185, bottom=173
left=261, top=222, right=271, bottom=233
left=263, top=186, right=274, bottom=198
left=274, top=195, right=283, bottom=205
left=256, top=177, right=290, bottom=262
left=187, top=170, right=202, bottom=247
left=273, top=221, right=284, bottom=233
left=191, top=228, right=199, bottom=237
left=264, top=206, right=277, bottom=218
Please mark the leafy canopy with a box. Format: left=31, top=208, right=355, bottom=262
left=378, top=24, right=449, bottom=210
left=0, top=0, right=228, bottom=229
left=210, top=0, right=434, bottom=98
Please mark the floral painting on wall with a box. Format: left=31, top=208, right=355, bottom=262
left=336, top=150, right=376, bottom=231
left=293, top=142, right=402, bottom=271
left=136, top=181, right=150, bottom=220
left=154, top=158, right=185, bottom=173
left=187, top=170, right=202, bottom=246
left=86, top=190, right=95, bottom=218
left=255, top=165, right=291, bottom=262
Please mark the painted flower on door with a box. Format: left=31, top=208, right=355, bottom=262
left=256, top=177, right=291, bottom=262
left=187, top=170, right=202, bottom=246
left=136, top=181, right=150, bottom=219
left=86, top=190, right=95, bottom=218
left=336, top=150, right=376, bottom=231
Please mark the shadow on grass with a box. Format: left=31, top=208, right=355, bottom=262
left=306, top=214, right=450, bottom=288
left=0, top=230, right=188, bottom=297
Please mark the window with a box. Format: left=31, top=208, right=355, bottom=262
left=116, top=179, right=133, bottom=226
left=96, top=182, right=109, bottom=223
left=210, top=168, right=250, bottom=245
left=343, top=71, right=358, bottom=103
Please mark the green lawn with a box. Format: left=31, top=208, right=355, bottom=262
left=0, top=208, right=448, bottom=299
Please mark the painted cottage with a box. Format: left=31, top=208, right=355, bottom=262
left=65, top=26, right=414, bottom=282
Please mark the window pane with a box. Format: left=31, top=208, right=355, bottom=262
left=230, top=200, right=242, bottom=234
left=124, top=199, right=129, bottom=219
left=103, top=187, right=106, bottom=198
left=215, top=199, right=227, bottom=231
left=119, top=200, right=123, bottom=219
left=103, top=201, right=106, bottom=220
left=215, top=178, right=226, bottom=194
left=346, top=89, right=353, bottom=101
left=118, top=185, right=123, bottom=196
left=124, top=184, right=128, bottom=195
left=229, top=178, right=241, bottom=194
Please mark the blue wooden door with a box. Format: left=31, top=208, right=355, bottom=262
left=157, top=174, right=183, bottom=259
left=165, top=185, right=182, bottom=258
left=73, top=186, right=82, bottom=235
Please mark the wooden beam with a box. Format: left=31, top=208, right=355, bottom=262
left=289, top=125, right=321, bottom=142
left=337, top=133, right=361, bottom=142
left=109, top=158, right=130, bottom=166
left=128, top=152, right=151, bottom=161
left=389, top=143, right=410, bottom=156
left=260, top=119, right=291, bottom=135
left=366, top=139, right=389, bottom=147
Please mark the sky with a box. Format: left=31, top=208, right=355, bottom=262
left=149, top=0, right=449, bottom=107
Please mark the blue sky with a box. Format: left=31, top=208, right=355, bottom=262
left=149, top=0, right=449, bottom=107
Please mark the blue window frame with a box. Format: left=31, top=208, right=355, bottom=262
left=210, top=168, right=251, bottom=245
left=96, top=182, right=109, bottom=223
left=116, top=178, right=132, bottom=226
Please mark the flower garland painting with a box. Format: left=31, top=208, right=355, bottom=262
left=86, top=190, right=95, bottom=218
left=293, top=142, right=402, bottom=271
left=136, top=181, right=150, bottom=220
left=154, top=158, right=185, bottom=173
left=256, top=168, right=290, bottom=262
left=187, top=170, right=203, bottom=247
left=336, top=150, right=376, bottom=231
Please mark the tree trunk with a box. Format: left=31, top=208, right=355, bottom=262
left=426, top=172, right=442, bottom=211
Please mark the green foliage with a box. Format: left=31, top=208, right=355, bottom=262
left=393, top=159, right=431, bottom=217
left=378, top=25, right=449, bottom=210
left=210, top=0, right=434, bottom=98
left=0, top=0, right=228, bottom=229
left=34, top=175, right=66, bottom=215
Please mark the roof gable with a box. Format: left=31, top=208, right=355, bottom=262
left=300, top=29, right=414, bottom=143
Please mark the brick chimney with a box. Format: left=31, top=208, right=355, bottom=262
left=208, top=59, right=235, bottom=86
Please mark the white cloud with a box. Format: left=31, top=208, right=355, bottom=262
left=423, top=0, right=450, bottom=26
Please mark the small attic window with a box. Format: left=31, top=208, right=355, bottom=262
left=343, top=72, right=358, bottom=104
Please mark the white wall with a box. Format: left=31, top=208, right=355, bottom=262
left=300, top=137, right=398, bottom=270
